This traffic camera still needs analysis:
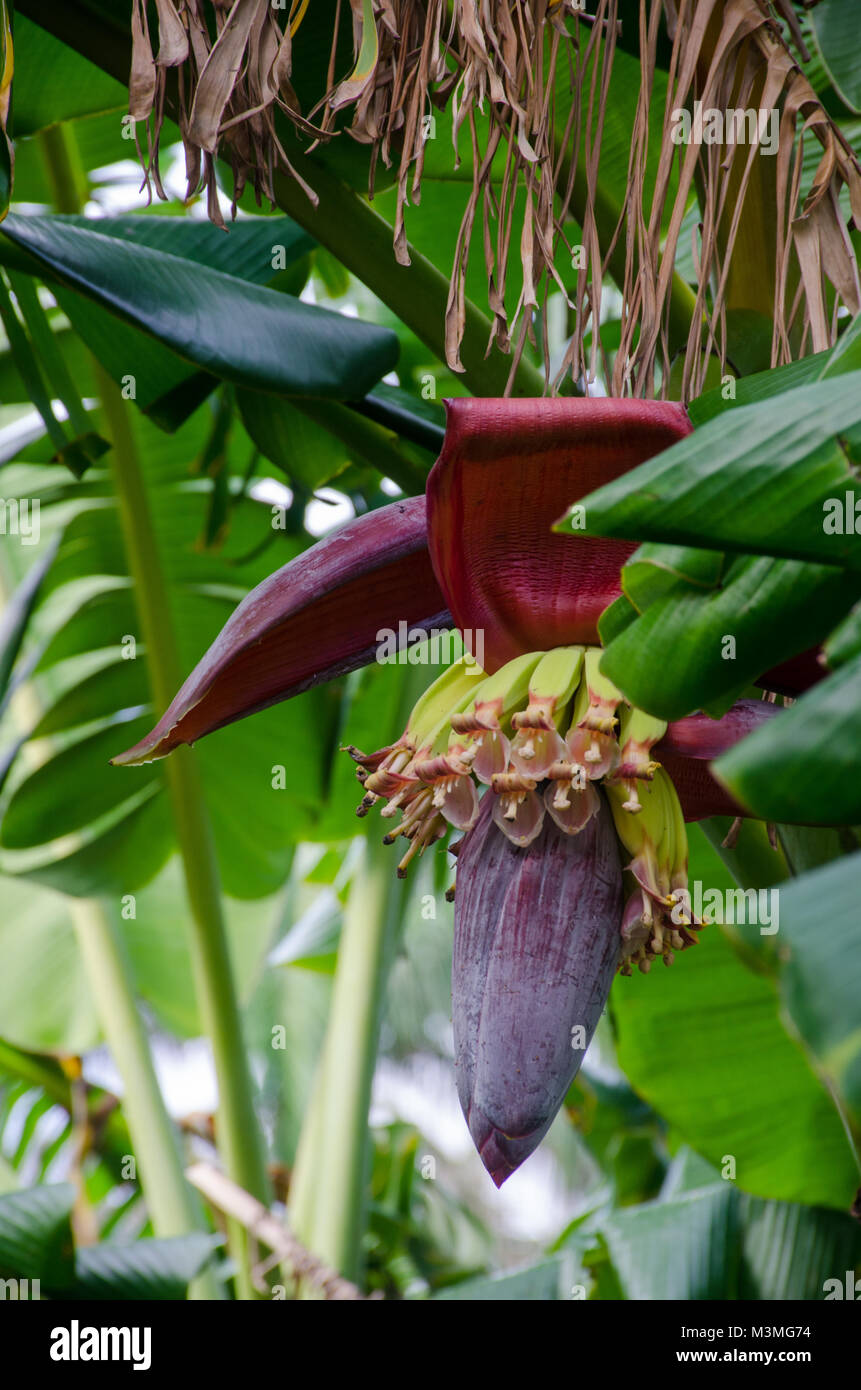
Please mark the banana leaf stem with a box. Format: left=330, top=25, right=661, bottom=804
left=69, top=900, right=222, bottom=1300
left=290, top=828, right=406, bottom=1283
left=37, top=119, right=269, bottom=1297
left=0, top=270, right=69, bottom=456
left=95, top=364, right=269, bottom=1299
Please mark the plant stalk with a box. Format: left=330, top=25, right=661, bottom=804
left=95, top=364, right=269, bottom=1298
left=38, top=119, right=269, bottom=1297
left=69, top=899, right=221, bottom=1299
left=290, top=828, right=405, bottom=1283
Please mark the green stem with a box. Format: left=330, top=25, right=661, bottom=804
left=68, top=899, right=221, bottom=1300
left=295, top=398, right=430, bottom=494
left=96, top=364, right=269, bottom=1297
left=38, top=121, right=90, bottom=217
left=290, top=829, right=405, bottom=1282
left=6, top=270, right=91, bottom=438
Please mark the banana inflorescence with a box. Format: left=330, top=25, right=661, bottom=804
left=347, top=644, right=702, bottom=974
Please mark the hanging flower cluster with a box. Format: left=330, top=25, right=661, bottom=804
left=114, top=397, right=805, bottom=1183
left=351, top=644, right=699, bottom=975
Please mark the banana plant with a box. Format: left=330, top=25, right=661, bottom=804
left=114, top=397, right=830, bottom=1189
left=0, top=0, right=859, bottom=1303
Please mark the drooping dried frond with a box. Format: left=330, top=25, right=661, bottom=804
left=614, top=0, right=861, bottom=398
left=129, top=1, right=861, bottom=400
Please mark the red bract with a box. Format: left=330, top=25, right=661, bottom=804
left=454, top=791, right=623, bottom=1186
left=113, top=496, right=449, bottom=765
left=116, top=397, right=803, bottom=780
left=655, top=700, right=783, bottom=821
left=427, top=397, right=692, bottom=672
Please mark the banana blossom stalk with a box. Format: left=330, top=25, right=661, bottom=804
left=114, top=398, right=799, bottom=1185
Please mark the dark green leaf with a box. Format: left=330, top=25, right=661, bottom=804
left=0, top=135, right=11, bottom=224
left=611, top=828, right=859, bottom=1208
left=236, top=389, right=350, bottom=491
left=73, top=1234, right=219, bottom=1300
left=52, top=214, right=315, bottom=281
left=622, top=543, right=726, bottom=610
left=776, top=852, right=861, bottom=1124
left=51, top=286, right=217, bottom=433
left=600, top=555, right=858, bottom=721
left=567, top=374, right=861, bottom=572
left=686, top=353, right=830, bottom=427
left=0, top=1183, right=75, bottom=1285
left=0, top=214, right=399, bottom=399
left=739, top=1196, right=861, bottom=1300
left=20, top=214, right=309, bottom=433
left=432, top=1255, right=571, bottom=1300
left=684, top=314, right=861, bottom=430
left=601, top=1186, right=739, bottom=1300
left=598, top=1179, right=861, bottom=1300
left=0, top=790, right=174, bottom=900
left=714, top=653, right=861, bottom=824
left=356, top=383, right=446, bottom=454
left=13, top=14, right=127, bottom=134
left=810, top=0, right=861, bottom=115
left=825, top=601, right=861, bottom=668
left=597, top=593, right=639, bottom=646
left=0, top=533, right=61, bottom=702
left=30, top=656, right=144, bottom=737
left=1, top=711, right=161, bottom=849
left=821, top=312, right=861, bottom=379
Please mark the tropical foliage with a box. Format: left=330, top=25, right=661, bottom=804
left=0, top=1, right=859, bottom=1303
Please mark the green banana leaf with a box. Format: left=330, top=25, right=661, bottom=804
left=609, top=828, right=860, bottom=1209
left=0, top=1183, right=218, bottom=1298
left=0, top=213, right=398, bottom=400
left=12, top=14, right=127, bottom=134
left=0, top=406, right=327, bottom=901
left=715, top=656, right=861, bottom=825
left=561, top=372, right=861, bottom=572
